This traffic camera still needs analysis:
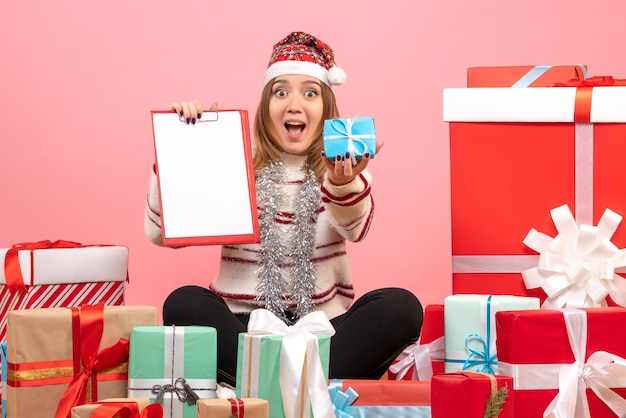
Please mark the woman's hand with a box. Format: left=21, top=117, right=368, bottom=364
left=170, top=101, right=218, bottom=124
left=323, top=141, right=384, bottom=186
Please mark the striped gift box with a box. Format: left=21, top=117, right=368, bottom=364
left=0, top=244, right=128, bottom=343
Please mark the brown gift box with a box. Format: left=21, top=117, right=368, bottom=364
left=71, top=398, right=151, bottom=418
left=196, top=398, right=269, bottom=418
left=5, top=305, right=158, bottom=418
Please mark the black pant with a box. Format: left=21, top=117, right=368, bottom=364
left=162, top=286, right=423, bottom=386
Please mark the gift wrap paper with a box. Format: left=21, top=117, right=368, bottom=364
left=323, top=117, right=376, bottom=162
left=0, top=244, right=128, bottom=343
left=496, top=307, right=626, bottom=417
left=196, top=398, right=268, bottom=418
left=236, top=333, right=330, bottom=418
left=445, top=81, right=626, bottom=301
left=467, top=64, right=587, bottom=87
left=5, top=305, right=158, bottom=418
left=70, top=398, right=151, bottom=418
left=128, top=326, right=217, bottom=418
left=431, top=371, right=514, bottom=418
left=388, top=304, right=444, bottom=381
left=444, top=294, right=539, bottom=374
left=329, top=379, right=431, bottom=417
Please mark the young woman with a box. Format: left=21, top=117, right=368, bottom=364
left=144, top=31, right=423, bottom=386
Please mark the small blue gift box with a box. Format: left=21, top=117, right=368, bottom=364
left=323, top=117, right=376, bottom=162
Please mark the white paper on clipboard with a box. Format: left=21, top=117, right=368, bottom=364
left=151, top=110, right=260, bottom=246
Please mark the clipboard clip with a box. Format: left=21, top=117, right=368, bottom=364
left=178, top=109, right=219, bottom=123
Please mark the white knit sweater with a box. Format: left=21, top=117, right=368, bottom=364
left=144, top=153, right=374, bottom=320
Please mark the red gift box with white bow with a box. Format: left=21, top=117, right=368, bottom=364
left=444, top=76, right=626, bottom=304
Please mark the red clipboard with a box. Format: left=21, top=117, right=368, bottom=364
left=151, top=109, right=259, bottom=246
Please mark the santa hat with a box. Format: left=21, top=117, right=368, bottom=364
left=263, top=31, right=347, bottom=88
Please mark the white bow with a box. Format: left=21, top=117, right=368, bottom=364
left=543, top=309, right=626, bottom=418
left=522, top=204, right=626, bottom=308
left=388, top=337, right=444, bottom=381
left=248, top=309, right=336, bottom=418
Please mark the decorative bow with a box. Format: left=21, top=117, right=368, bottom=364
left=54, top=302, right=130, bottom=418
left=152, top=377, right=200, bottom=405
left=543, top=309, right=626, bottom=418
left=388, top=336, right=444, bottom=381
left=522, top=204, right=626, bottom=308
left=463, top=334, right=497, bottom=374
left=247, top=308, right=336, bottom=418
left=328, top=382, right=359, bottom=418
left=553, top=75, right=626, bottom=87
left=91, top=402, right=164, bottom=418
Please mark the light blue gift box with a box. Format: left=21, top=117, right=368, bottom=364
left=1, top=342, right=6, bottom=418
left=444, top=294, right=539, bottom=374
left=127, top=325, right=217, bottom=418
left=323, top=117, right=376, bottom=162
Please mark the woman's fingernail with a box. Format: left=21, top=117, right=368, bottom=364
left=179, top=110, right=183, bottom=116
left=198, top=113, right=202, bottom=119
left=320, top=151, right=326, bottom=157
left=186, top=118, right=190, bottom=124
left=345, top=152, right=350, bottom=159
left=336, top=154, right=342, bottom=162
left=364, top=152, right=370, bottom=158
left=192, top=118, right=196, bottom=125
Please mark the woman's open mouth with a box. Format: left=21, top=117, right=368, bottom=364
left=285, top=121, right=305, bottom=139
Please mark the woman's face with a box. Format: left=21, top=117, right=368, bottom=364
left=268, top=74, right=324, bottom=155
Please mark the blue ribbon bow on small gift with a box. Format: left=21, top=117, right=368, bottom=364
left=328, top=381, right=360, bottom=418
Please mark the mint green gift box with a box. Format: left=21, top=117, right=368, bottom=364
left=236, top=333, right=331, bottom=418
left=127, top=325, right=217, bottom=418
left=444, top=294, right=539, bottom=374
left=323, top=117, right=376, bottom=162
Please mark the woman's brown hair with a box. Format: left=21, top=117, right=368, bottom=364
left=252, top=78, right=340, bottom=182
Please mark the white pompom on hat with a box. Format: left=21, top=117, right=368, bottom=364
left=263, top=31, right=347, bottom=88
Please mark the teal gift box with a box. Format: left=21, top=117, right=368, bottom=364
left=323, top=117, right=376, bottom=162
left=127, top=325, right=217, bottom=418
left=444, top=294, right=539, bottom=374
left=236, top=310, right=333, bottom=418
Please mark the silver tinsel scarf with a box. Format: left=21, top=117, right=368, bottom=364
left=254, top=158, right=321, bottom=323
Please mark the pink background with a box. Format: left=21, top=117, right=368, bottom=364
left=2, top=1, right=625, bottom=319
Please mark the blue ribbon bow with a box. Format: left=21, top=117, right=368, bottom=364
left=328, top=381, right=360, bottom=418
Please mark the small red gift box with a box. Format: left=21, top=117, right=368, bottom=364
left=329, top=379, right=431, bottom=417
left=496, top=307, right=626, bottom=417
left=431, top=371, right=513, bottom=417
left=467, top=64, right=587, bottom=87
left=388, top=304, right=444, bottom=380
left=445, top=76, right=626, bottom=302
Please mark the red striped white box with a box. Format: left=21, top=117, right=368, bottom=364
left=0, top=245, right=127, bottom=344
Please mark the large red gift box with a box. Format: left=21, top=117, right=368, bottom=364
left=467, top=64, right=587, bottom=87
left=431, top=371, right=514, bottom=418
left=387, top=304, right=444, bottom=380
left=496, top=307, right=626, bottom=417
left=444, top=78, right=626, bottom=303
